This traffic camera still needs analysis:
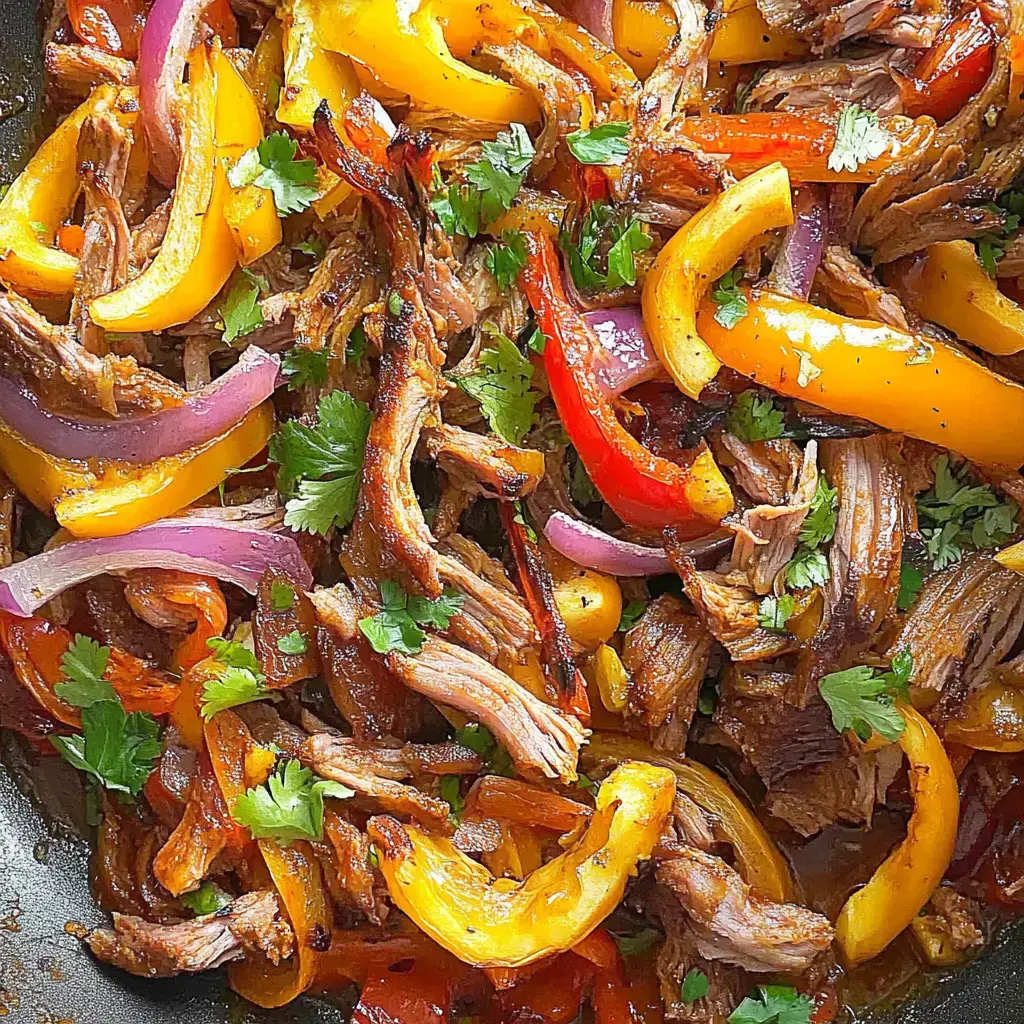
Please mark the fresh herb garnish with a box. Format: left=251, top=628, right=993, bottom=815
left=439, top=774, right=464, bottom=820
left=559, top=201, right=653, bottom=293
left=897, top=561, right=924, bottom=610
left=486, top=231, right=528, bottom=291
left=270, top=581, right=296, bottom=611
left=451, top=329, right=539, bottom=445
left=358, top=580, right=464, bottom=655
left=618, top=599, right=648, bottom=632
left=270, top=389, right=373, bottom=535
left=200, top=637, right=275, bottom=720
left=565, top=121, right=631, bottom=166
left=732, top=69, right=765, bottom=114
left=570, top=455, right=602, bottom=507
left=293, top=234, right=326, bottom=259
left=180, top=881, right=233, bottom=916
left=220, top=269, right=264, bottom=344
left=614, top=926, right=662, bottom=958
left=725, top=390, right=785, bottom=442
left=682, top=969, right=710, bottom=1004
left=346, top=321, right=368, bottom=366
left=456, top=722, right=514, bottom=777
left=757, top=594, right=795, bottom=633
left=525, top=325, right=546, bottom=355
left=786, top=547, right=830, bottom=590
left=231, top=759, right=354, bottom=843
left=54, top=635, right=117, bottom=708
left=798, top=475, right=839, bottom=549
left=916, top=455, right=1017, bottom=570
left=282, top=346, right=329, bottom=391
left=277, top=630, right=308, bottom=655
left=728, top=985, right=813, bottom=1024
left=227, top=131, right=319, bottom=216
left=975, top=186, right=1024, bottom=276
left=827, top=104, right=889, bottom=174
left=818, top=650, right=913, bottom=743
left=712, top=269, right=748, bottom=329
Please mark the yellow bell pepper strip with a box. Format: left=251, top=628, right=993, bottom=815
left=678, top=111, right=905, bottom=183
left=368, top=760, right=675, bottom=968
left=552, top=569, right=622, bottom=650
left=887, top=240, right=1024, bottom=356
left=247, top=17, right=286, bottom=125
left=1010, top=33, right=1024, bottom=120
left=581, top=732, right=794, bottom=902
left=278, top=0, right=361, bottom=130
left=584, top=644, right=629, bottom=713
left=695, top=287, right=1024, bottom=468
left=90, top=45, right=274, bottom=331
left=523, top=230, right=734, bottom=530
left=0, top=85, right=137, bottom=297
left=310, top=0, right=539, bottom=125
left=835, top=705, right=958, bottom=966
left=0, top=402, right=274, bottom=539
left=944, top=674, right=1024, bottom=753
left=613, top=0, right=808, bottom=76
left=223, top=184, right=282, bottom=266
left=643, top=162, right=794, bottom=400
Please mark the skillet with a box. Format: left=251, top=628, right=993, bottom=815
left=0, top=5, right=1022, bottom=1022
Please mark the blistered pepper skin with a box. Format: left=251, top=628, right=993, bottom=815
left=369, top=760, right=676, bottom=968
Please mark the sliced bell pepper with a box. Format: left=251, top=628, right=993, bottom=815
left=944, top=674, right=1024, bottom=753
left=0, top=401, right=274, bottom=538
left=695, top=287, right=1024, bottom=468
left=279, top=0, right=361, bottom=130
left=89, top=45, right=278, bottom=331
left=896, top=4, right=998, bottom=123
left=613, top=0, right=808, bottom=77
left=678, top=111, right=902, bottom=183
left=582, top=731, right=794, bottom=902
left=368, top=760, right=675, bottom=967
left=67, top=0, right=145, bottom=59
left=1011, top=32, right=1024, bottom=119
left=835, top=705, right=958, bottom=965
left=887, top=240, right=1024, bottom=356
left=523, top=231, right=733, bottom=531
left=247, top=17, right=287, bottom=124
left=552, top=569, right=622, bottom=650
left=0, top=85, right=137, bottom=297
left=643, top=161, right=793, bottom=400
left=310, top=0, right=539, bottom=125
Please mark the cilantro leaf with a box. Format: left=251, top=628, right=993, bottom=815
left=440, top=774, right=464, bottom=820
left=786, top=547, right=830, bottom=590
left=614, top=927, right=662, bottom=958
left=346, top=321, right=368, bottom=366
left=712, top=269, right=748, bottom=329
left=277, top=630, right=308, bottom=655
left=220, top=271, right=264, bottom=344
left=270, top=581, right=296, bottom=611
left=486, top=231, right=527, bottom=292
left=827, top=104, right=890, bottom=174
left=575, top=772, right=597, bottom=793
left=570, top=456, right=601, bottom=507
left=559, top=202, right=652, bottom=293
left=974, top=187, right=1024, bottom=277
left=682, top=969, right=710, bottom=1004
left=270, top=389, right=372, bottom=535
left=916, top=455, right=1018, bottom=570
left=358, top=581, right=464, bottom=655
left=282, top=346, right=329, bottom=391
left=51, top=701, right=161, bottom=796
left=566, top=121, right=631, bottom=166
left=729, top=985, right=813, bottom=1024
left=54, top=635, right=116, bottom=707
left=293, top=235, right=326, bottom=259
left=897, top=561, right=924, bottom=611
left=206, top=637, right=261, bottom=673
left=799, top=475, right=839, bottom=549
left=606, top=218, right=652, bottom=290
left=618, top=599, right=648, bottom=632
left=757, top=594, right=795, bottom=633
left=456, top=722, right=514, bottom=776
left=180, top=881, right=233, bottom=916
left=228, top=131, right=318, bottom=216
left=698, top=677, right=719, bottom=715
left=725, top=390, right=785, bottom=442
left=452, top=330, right=539, bottom=445
left=200, top=666, right=274, bottom=720
left=732, top=69, right=765, bottom=114
left=231, top=759, right=354, bottom=843
left=525, top=325, right=546, bottom=355
left=818, top=658, right=911, bottom=743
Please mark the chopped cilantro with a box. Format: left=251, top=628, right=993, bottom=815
left=270, top=581, right=296, bottom=611
left=725, top=390, right=785, bottom=442
left=54, top=635, right=116, bottom=708
left=451, top=329, right=539, bottom=445
left=897, top=561, right=924, bottom=611
left=220, top=270, right=264, bottom=344
left=827, top=104, right=890, bottom=174
left=456, top=721, right=514, bottom=776
left=818, top=651, right=913, bottom=743
left=486, top=231, right=527, bottom=291
left=440, top=774, right=464, bottom=820
left=180, top=881, right=233, bottom=916
left=277, top=630, right=308, bottom=655
left=566, top=121, right=631, bottom=166
left=206, top=637, right=261, bottom=673
left=227, top=131, right=318, bottom=216
left=729, top=985, right=813, bottom=1024
left=786, top=547, right=830, bottom=590
left=712, top=269, right=748, bottom=329
left=231, top=759, right=354, bottom=843
left=575, top=772, right=598, bottom=793
left=346, top=321, right=368, bottom=366
left=732, top=69, right=765, bottom=114
left=293, top=235, right=326, bottom=259
left=358, top=580, right=464, bottom=655
left=614, top=927, right=662, bottom=958
left=525, top=325, right=546, bottom=355
left=559, top=201, right=653, bottom=293
left=974, top=187, right=1024, bottom=277
left=270, top=389, right=372, bottom=535
left=387, top=291, right=403, bottom=316
left=798, top=475, right=839, bottom=549
left=682, top=969, right=710, bottom=1004
left=757, top=594, right=795, bottom=633
left=618, top=599, right=648, bottom=632
left=697, top=677, right=719, bottom=716
left=282, top=346, right=328, bottom=391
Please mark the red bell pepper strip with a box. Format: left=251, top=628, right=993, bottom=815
left=897, top=5, right=999, bottom=123
left=520, top=231, right=733, bottom=532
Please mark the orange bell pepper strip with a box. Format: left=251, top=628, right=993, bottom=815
left=835, top=705, right=958, bottom=965
left=887, top=240, right=1024, bottom=356
left=582, top=731, right=794, bottom=902
left=368, top=761, right=676, bottom=968
left=0, top=401, right=274, bottom=538
left=695, top=287, right=1024, bottom=468
left=678, top=111, right=905, bottom=183
left=522, top=231, right=733, bottom=531
left=896, top=4, right=999, bottom=123
left=0, top=85, right=137, bottom=297
left=643, top=161, right=793, bottom=400
left=67, top=0, right=145, bottom=59
left=1010, top=33, right=1024, bottom=118
left=0, top=609, right=179, bottom=728
left=89, top=45, right=279, bottom=331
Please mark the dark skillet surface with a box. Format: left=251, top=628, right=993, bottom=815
left=0, top=6, right=1023, bottom=1023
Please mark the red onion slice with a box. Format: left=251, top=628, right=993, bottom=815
left=583, top=307, right=664, bottom=398
left=545, top=511, right=672, bottom=576
left=139, top=0, right=211, bottom=186
left=0, top=519, right=312, bottom=617
left=769, top=184, right=826, bottom=302
left=565, top=0, right=615, bottom=47
left=0, top=348, right=280, bottom=464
